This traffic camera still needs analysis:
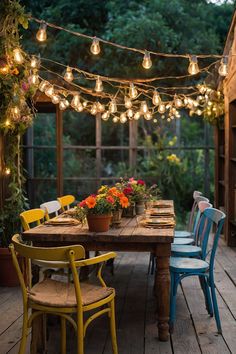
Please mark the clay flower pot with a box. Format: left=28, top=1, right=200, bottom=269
left=86, top=214, right=112, bottom=232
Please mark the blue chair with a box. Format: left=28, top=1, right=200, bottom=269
left=170, top=207, right=226, bottom=333
left=172, top=200, right=212, bottom=256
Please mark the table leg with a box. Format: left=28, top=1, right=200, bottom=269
left=155, top=244, right=171, bottom=341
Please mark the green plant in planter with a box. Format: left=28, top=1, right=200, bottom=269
left=0, top=0, right=37, bottom=247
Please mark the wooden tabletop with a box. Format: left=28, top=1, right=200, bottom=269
left=22, top=200, right=175, bottom=245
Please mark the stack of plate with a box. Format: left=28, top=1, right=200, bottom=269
left=140, top=217, right=175, bottom=229
left=146, top=208, right=175, bottom=218
left=151, top=201, right=172, bottom=208
left=45, top=217, right=80, bottom=226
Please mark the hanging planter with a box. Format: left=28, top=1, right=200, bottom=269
left=86, top=213, right=112, bottom=232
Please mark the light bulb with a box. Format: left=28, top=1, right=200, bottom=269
left=30, top=71, right=39, bottom=85
left=183, top=97, right=189, bottom=106
left=95, top=76, right=103, bottom=92
left=174, top=95, right=182, bottom=108
left=71, top=94, right=80, bottom=108
left=64, top=67, right=74, bottom=82
left=97, top=102, right=105, bottom=112
left=129, top=83, right=138, bottom=99
left=52, top=94, right=60, bottom=104
left=90, top=37, right=101, bottom=55
left=113, top=116, right=119, bottom=123
left=134, top=112, right=141, bottom=120
left=188, top=55, right=199, bottom=75
left=45, top=85, right=54, bottom=97
left=5, top=119, right=10, bottom=127
left=158, top=104, right=166, bottom=114
left=12, top=106, right=20, bottom=117
left=127, top=109, right=133, bottom=118
left=83, top=100, right=88, bottom=107
left=13, top=48, right=24, bottom=64
left=124, top=96, right=132, bottom=108
left=59, top=99, right=69, bottom=111
left=36, top=22, right=47, bottom=42
left=75, top=103, right=84, bottom=112
left=39, top=80, right=49, bottom=92
left=30, top=56, right=39, bottom=68
left=5, top=167, right=11, bottom=175
left=152, top=90, right=161, bottom=106
left=140, top=101, right=148, bottom=114
left=102, top=111, right=110, bottom=121
left=218, top=56, right=228, bottom=77
left=144, top=111, right=152, bottom=120
left=120, top=113, right=127, bottom=123
left=142, top=50, right=152, bottom=69
left=196, top=109, right=202, bottom=116
left=91, top=102, right=98, bottom=115
left=109, top=98, right=117, bottom=113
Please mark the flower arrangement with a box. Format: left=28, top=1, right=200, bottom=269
left=118, top=177, right=160, bottom=203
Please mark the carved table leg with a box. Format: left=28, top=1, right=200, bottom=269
left=155, top=243, right=171, bottom=341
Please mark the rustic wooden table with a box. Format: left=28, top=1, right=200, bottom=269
left=22, top=201, right=174, bottom=346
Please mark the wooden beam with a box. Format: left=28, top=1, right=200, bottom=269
left=56, top=106, right=63, bottom=196
left=96, top=114, right=102, bottom=189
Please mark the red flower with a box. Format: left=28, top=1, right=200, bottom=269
left=106, top=196, right=115, bottom=204
left=79, top=200, right=86, bottom=208
left=123, top=187, right=133, bottom=195
left=137, top=179, right=145, bottom=185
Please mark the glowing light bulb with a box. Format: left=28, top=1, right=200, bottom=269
left=113, top=116, right=119, bottom=123
left=95, top=76, right=103, bottom=92
left=196, top=109, right=202, bottom=116
left=153, top=118, right=157, bottom=123
left=39, top=80, right=49, bottom=92
left=144, top=111, right=152, bottom=120
left=30, top=56, right=39, bottom=68
left=124, top=96, right=132, bottom=109
left=59, top=99, right=69, bottom=111
left=90, top=37, right=101, bottom=55
left=64, top=67, right=74, bottom=82
left=183, top=97, right=189, bottom=106
left=5, top=167, right=11, bottom=175
left=120, top=113, right=127, bottom=123
left=13, top=48, right=24, bottom=64
left=102, top=111, right=110, bottom=121
left=30, top=70, right=39, bottom=85
left=83, top=100, right=88, bottom=107
left=71, top=94, right=80, bottom=108
left=158, top=104, right=166, bottom=114
left=109, top=98, right=117, bottom=113
left=75, top=103, right=84, bottom=112
left=188, top=55, right=199, bottom=75
left=12, top=106, right=20, bottom=117
left=134, top=112, right=141, bottom=120
left=218, top=56, right=228, bottom=77
left=142, top=50, right=152, bottom=69
left=5, top=119, right=10, bottom=127
left=36, top=22, right=47, bottom=42
left=140, top=101, right=148, bottom=114
left=91, top=102, right=98, bottom=115
left=174, top=95, right=182, bottom=108
left=97, top=102, right=105, bottom=112
left=45, top=85, right=54, bottom=97
left=152, top=90, right=161, bottom=106
left=51, top=94, right=60, bottom=104
left=127, top=109, right=133, bottom=118
left=129, top=83, right=138, bottom=99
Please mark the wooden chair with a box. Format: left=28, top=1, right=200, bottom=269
left=20, top=209, right=45, bottom=231
left=170, top=208, right=226, bottom=333
left=40, top=200, right=62, bottom=220
left=9, top=234, right=118, bottom=354
left=57, top=195, right=75, bottom=211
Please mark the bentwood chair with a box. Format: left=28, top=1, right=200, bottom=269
left=170, top=208, right=226, bottom=333
left=9, top=234, right=118, bottom=354
left=57, top=195, right=75, bottom=211
left=40, top=200, right=62, bottom=220
left=20, top=209, right=45, bottom=231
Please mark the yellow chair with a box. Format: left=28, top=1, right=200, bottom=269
left=9, top=234, right=118, bottom=354
left=57, top=195, right=75, bottom=211
left=20, top=209, right=45, bottom=231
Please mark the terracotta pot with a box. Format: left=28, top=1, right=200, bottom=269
left=122, top=202, right=136, bottom=217
left=111, top=209, right=123, bottom=227
left=135, top=201, right=145, bottom=215
left=86, top=214, right=112, bottom=232
left=0, top=247, right=20, bottom=287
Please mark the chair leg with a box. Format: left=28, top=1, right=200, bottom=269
left=199, top=276, right=213, bottom=316
left=169, top=272, right=177, bottom=332
left=77, top=314, right=84, bottom=354
left=209, top=278, right=222, bottom=334
left=61, top=317, right=67, bottom=354
left=19, top=311, right=28, bottom=354
left=109, top=299, right=118, bottom=354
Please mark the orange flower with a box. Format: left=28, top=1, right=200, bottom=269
left=119, top=196, right=129, bottom=208
left=85, top=196, right=96, bottom=209
left=108, top=187, right=120, bottom=197
left=11, top=68, right=19, bottom=75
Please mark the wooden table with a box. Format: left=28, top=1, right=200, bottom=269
left=22, top=201, right=174, bottom=343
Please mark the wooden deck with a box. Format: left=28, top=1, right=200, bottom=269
left=1, top=237, right=236, bottom=354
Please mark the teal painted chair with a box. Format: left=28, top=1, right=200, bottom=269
left=171, top=200, right=212, bottom=257
left=170, top=207, right=226, bottom=333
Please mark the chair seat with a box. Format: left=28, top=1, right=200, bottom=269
left=170, top=257, right=209, bottom=272
left=174, top=230, right=193, bottom=238
left=171, top=244, right=201, bottom=256
left=29, top=278, right=114, bottom=307
left=173, top=238, right=194, bottom=245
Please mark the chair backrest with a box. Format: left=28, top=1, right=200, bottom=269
left=194, top=201, right=212, bottom=243
left=193, top=190, right=202, bottom=199
left=9, top=234, right=86, bottom=308
left=40, top=200, right=62, bottom=220
left=187, top=192, right=204, bottom=231
left=57, top=195, right=75, bottom=211
left=20, top=209, right=45, bottom=231
left=188, top=195, right=209, bottom=232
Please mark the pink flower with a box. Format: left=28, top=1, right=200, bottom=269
left=21, top=82, right=29, bottom=91
left=129, top=177, right=137, bottom=184
left=106, top=196, right=115, bottom=204
left=137, top=179, right=145, bottom=185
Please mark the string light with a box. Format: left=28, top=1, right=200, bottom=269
left=91, top=102, right=98, bottom=115
left=152, top=90, right=161, bottom=106
left=39, top=80, right=49, bottom=92
left=120, top=113, right=127, bottom=123
left=218, top=56, right=228, bottom=77
left=30, top=70, right=39, bottom=85
left=45, top=84, right=54, bottom=97
left=97, top=102, right=105, bottom=113
left=30, top=55, right=40, bottom=68
left=5, top=167, right=11, bottom=175
left=13, top=48, right=24, bottom=64
left=12, top=106, right=20, bottom=118
left=158, top=104, right=166, bottom=114
left=127, top=108, right=133, bottom=118
left=129, top=83, right=138, bottom=99
left=188, top=55, right=199, bottom=75
left=140, top=101, right=148, bottom=114
left=174, top=95, right=182, bottom=108
left=59, top=99, right=69, bottom=110
left=51, top=94, right=60, bottom=104
left=95, top=76, right=103, bottom=92
left=109, top=98, right=117, bottom=113
left=36, top=22, right=47, bottom=42
left=5, top=119, right=10, bottom=127
left=71, top=94, right=80, bottom=108
left=124, top=96, right=132, bottom=109
left=102, top=111, right=110, bottom=121
left=144, top=111, right=153, bottom=120
left=142, top=50, right=152, bottom=69
left=113, top=116, right=119, bottom=123
left=64, top=66, right=74, bottom=82
left=90, top=37, right=101, bottom=55
left=134, top=111, right=141, bottom=120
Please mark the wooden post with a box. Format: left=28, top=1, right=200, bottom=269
left=0, top=133, right=5, bottom=210
left=204, top=122, right=210, bottom=196
left=56, top=106, right=63, bottom=196
left=96, top=113, right=102, bottom=189
left=129, top=120, right=138, bottom=171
